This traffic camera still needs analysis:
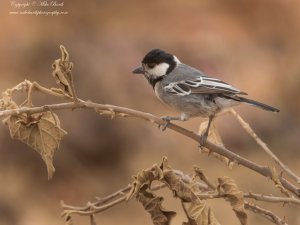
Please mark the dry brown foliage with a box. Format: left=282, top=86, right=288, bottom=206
left=0, top=46, right=298, bottom=225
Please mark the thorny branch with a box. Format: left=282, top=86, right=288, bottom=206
left=245, top=203, right=288, bottom=225
left=0, top=45, right=299, bottom=225
left=1, top=98, right=299, bottom=197
left=230, top=108, right=300, bottom=184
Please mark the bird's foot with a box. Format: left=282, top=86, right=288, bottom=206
left=199, top=132, right=208, bottom=147
left=158, top=116, right=173, bottom=131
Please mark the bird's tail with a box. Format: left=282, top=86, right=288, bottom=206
left=238, top=96, right=280, bottom=112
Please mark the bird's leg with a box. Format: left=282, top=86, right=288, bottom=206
left=159, top=116, right=182, bottom=131
left=200, top=115, right=214, bottom=146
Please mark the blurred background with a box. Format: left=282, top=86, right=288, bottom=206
left=0, top=0, right=300, bottom=224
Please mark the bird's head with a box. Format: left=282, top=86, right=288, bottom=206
left=133, top=49, right=180, bottom=78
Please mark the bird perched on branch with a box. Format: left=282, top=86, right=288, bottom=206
left=133, top=49, right=279, bottom=144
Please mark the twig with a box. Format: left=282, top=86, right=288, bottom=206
left=89, top=214, right=97, bottom=225
left=230, top=108, right=300, bottom=184
left=62, top=196, right=127, bottom=217
left=195, top=192, right=300, bottom=206
left=180, top=200, right=194, bottom=224
left=0, top=99, right=299, bottom=197
left=61, top=183, right=167, bottom=217
left=29, top=81, right=72, bottom=100
left=194, top=167, right=217, bottom=190
left=245, top=201, right=287, bottom=225
left=245, top=192, right=300, bottom=205
left=5, top=80, right=72, bottom=108
left=61, top=184, right=131, bottom=212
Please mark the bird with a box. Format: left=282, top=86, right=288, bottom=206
left=132, top=49, right=279, bottom=144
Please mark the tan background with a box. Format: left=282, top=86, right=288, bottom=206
left=0, top=0, right=300, bottom=224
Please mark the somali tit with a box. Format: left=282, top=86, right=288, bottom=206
left=133, top=49, right=279, bottom=143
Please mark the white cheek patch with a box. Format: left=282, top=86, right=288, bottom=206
left=148, top=62, right=170, bottom=77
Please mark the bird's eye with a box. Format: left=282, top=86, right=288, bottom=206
left=148, top=63, right=156, bottom=69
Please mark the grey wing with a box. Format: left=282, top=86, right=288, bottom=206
left=163, top=76, right=247, bottom=96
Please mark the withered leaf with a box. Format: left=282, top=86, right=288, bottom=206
left=199, top=120, right=235, bottom=168
left=127, top=164, right=163, bottom=200
left=199, top=120, right=223, bottom=146
left=3, top=111, right=67, bottom=179
left=0, top=94, right=18, bottom=110
left=183, top=199, right=221, bottom=225
left=52, top=45, right=74, bottom=97
left=137, top=189, right=176, bottom=225
left=218, top=176, right=247, bottom=225
left=160, top=158, right=220, bottom=225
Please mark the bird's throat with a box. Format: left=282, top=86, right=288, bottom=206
left=147, top=75, right=164, bottom=89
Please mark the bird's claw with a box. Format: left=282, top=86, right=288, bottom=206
left=199, top=133, right=208, bottom=147
left=158, top=116, right=172, bottom=131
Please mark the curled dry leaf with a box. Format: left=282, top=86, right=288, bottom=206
left=137, top=187, right=176, bottom=225
left=127, top=164, right=163, bottom=200
left=182, top=200, right=221, bottom=225
left=161, top=157, right=198, bottom=202
left=218, top=176, right=247, bottom=225
left=0, top=93, right=18, bottom=110
left=3, top=111, right=67, bottom=179
left=198, top=120, right=223, bottom=146
left=160, top=158, right=220, bottom=225
left=129, top=157, right=220, bottom=225
left=198, top=120, right=235, bottom=168
left=52, top=45, right=74, bottom=97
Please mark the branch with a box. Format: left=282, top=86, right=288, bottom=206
left=0, top=99, right=299, bottom=197
left=61, top=183, right=166, bottom=217
left=196, top=192, right=300, bottom=206
left=194, top=166, right=217, bottom=189
left=245, top=192, right=300, bottom=205
left=230, top=108, right=300, bottom=184
left=61, top=184, right=131, bottom=212
left=245, top=202, right=288, bottom=225
left=61, top=185, right=300, bottom=217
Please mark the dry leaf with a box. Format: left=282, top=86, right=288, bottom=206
left=137, top=188, right=176, bottom=225
left=198, top=120, right=236, bottom=168
left=130, top=158, right=221, bottom=225
left=183, top=199, right=221, bottom=225
left=129, top=158, right=176, bottom=224
left=0, top=93, right=18, bottom=110
left=160, top=158, right=220, bottom=225
left=198, top=120, right=223, bottom=145
left=162, top=169, right=197, bottom=202
left=52, top=45, right=74, bottom=97
left=218, top=176, right=247, bottom=225
left=127, top=164, right=163, bottom=200
left=3, top=111, right=67, bottom=179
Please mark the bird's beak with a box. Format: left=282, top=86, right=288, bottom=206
left=132, top=66, right=144, bottom=74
